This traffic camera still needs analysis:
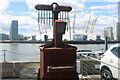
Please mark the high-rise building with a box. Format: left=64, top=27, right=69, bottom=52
left=10, top=20, right=18, bottom=40
left=118, top=1, right=120, bottom=22
left=114, top=22, right=120, bottom=41
left=104, top=27, right=113, bottom=41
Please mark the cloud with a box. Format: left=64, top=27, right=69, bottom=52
left=26, top=0, right=48, bottom=10
left=8, top=0, right=25, bottom=2
left=81, top=0, right=119, bottom=2
left=89, top=4, right=117, bottom=10
left=25, top=0, right=84, bottom=13
left=21, top=12, right=38, bottom=18
left=0, top=0, right=9, bottom=13
left=105, top=0, right=119, bottom=2
left=97, top=15, right=117, bottom=26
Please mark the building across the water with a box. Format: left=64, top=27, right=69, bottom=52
left=72, top=34, right=87, bottom=41
left=36, top=28, right=103, bottom=41
left=0, top=33, right=9, bottom=40
left=103, top=27, right=113, bottom=41
left=114, top=22, right=120, bottom=41
left=10, top=20, right=18, bottom=40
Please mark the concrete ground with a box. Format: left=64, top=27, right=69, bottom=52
left=0, top=75, right=101, bottom=80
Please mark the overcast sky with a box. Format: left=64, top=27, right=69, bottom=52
left=0, top=0, right=119, bottom=36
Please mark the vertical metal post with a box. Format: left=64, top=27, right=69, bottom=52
left=105, top=36, right=108, bottom=51
left=44, top=35, right=48, bottom=44
left=2, top=50, right=7, bottom=62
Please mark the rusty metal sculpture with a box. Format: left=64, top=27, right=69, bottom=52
left=35, top=2, right=79, bottom=80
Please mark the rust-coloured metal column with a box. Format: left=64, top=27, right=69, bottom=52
left=52, top=3, right=61, bottom=47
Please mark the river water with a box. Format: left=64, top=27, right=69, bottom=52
left=0, top=43, right=115, bottom=61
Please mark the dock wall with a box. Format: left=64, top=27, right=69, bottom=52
left=0, top=61, right=39, bottom=79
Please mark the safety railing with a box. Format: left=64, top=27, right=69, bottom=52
left=0, top=50, right=40, bottom=62
left=77, top=54, right=120, bottom=80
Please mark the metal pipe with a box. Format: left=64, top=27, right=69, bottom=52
left=35, top=4, right=72, bottom=12
left=68, top=13, right=71, bottom=41
left=49, top=11, right=50, bottom=26
left=66, top=12, right=69, bottom=31
left=60, top=13, right=62, bottom=20
left=65, top=11, right=67, bottom=21
left=41, top=10, right=42, bottom=23
left=44, top=11, right=45, bottom=25
left=38, top=10, right=41, bottom=39
left=46, top=11, right=48, bottom=25
left=40, top=10, right=43, bottom=33
left=62, top=11, right=64, bottom=20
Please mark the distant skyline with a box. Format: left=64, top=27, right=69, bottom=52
left=0, top=0, right=119, bottom=36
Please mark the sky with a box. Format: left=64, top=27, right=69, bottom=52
left=0, top=0, right=119, bottom=37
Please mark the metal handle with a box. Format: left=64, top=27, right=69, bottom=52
left=110, top=59, right=113, bottom=63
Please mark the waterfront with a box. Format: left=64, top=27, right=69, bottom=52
left=0, top=43, right=115, bottom=61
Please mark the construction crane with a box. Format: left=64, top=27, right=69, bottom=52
left=85, top=15, right=91, bottom=33
left=90, top=17, right=97, bottom=33
left=72, top=13, right=76, bottom=33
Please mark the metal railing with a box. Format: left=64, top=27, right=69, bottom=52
left=77, top=55, right=100, bottom=80
left=77, top=54, right=120, bottom=80
left=0, top=50, right=39, bottom=62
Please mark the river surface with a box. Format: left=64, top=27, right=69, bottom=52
left=0, top=43, right=116, bottom=61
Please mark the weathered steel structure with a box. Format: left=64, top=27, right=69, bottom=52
left=35, top=2, right=79, bottom=80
